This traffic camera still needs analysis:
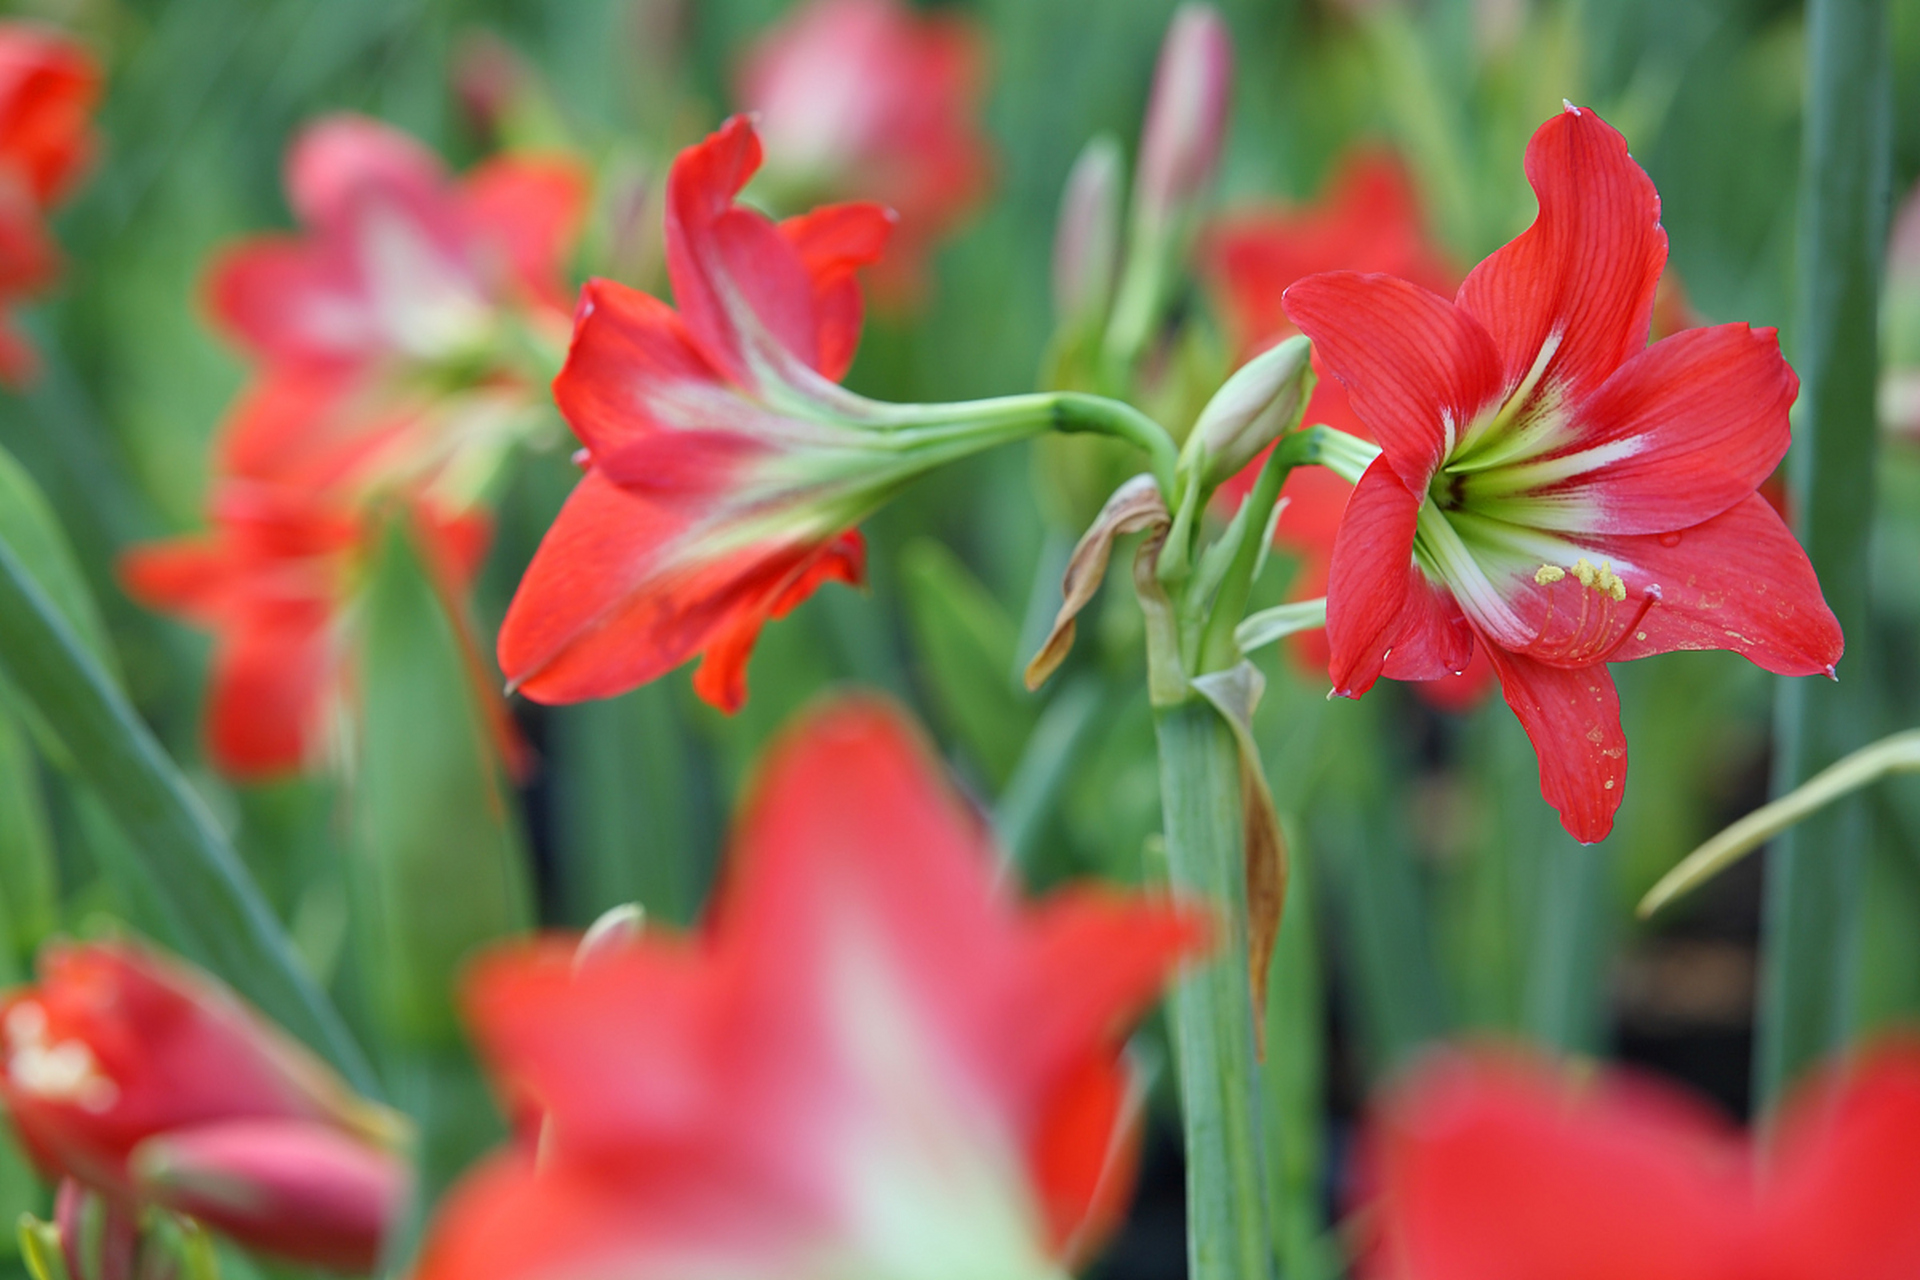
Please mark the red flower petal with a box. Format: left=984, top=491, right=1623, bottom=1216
left=1601, top=492, right=1843, bottom=676
left=1366, top=1052, right=1746, bottom=1280
left=690, top=531, right=866, bottom=714
left=204, top=236, right=371, bottom=368
left=285, top=114, right=445, bottom=233
left=0, top=28, right=98, bottom=206
left=1455, top=106, right=1666, bottom=403
left=1326, top=458, right=1474, bottom=695
left=1481, top=645, right=1625, bottom=843
left=1282, top=272, right=1503, bottom=486
left=780, top=201, right=895, bottom=381
left=460, top=155, right=588, bottom=313
left=1764, top=1041, right=1920, bottom=1276
left=1521, top=323, right=1796, bottom=535
left=550, top=277, right=726, bottom=460
left=205, top=612, right=335, bottom=777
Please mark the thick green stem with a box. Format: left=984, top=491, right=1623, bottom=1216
left=879, top=390, right=1179, bottom=498
left=1756, top=0, right=1889, bottom=1107
left=1153, top=702, right=1276, bottom=1280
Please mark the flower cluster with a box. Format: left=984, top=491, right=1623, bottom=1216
left=121, top=115, right=585, bottom=776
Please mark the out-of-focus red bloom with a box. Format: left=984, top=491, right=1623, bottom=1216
left=737, top=0, right=989, bottom=301
left=500, top=116, right=935, bottom=713
left=1283, top=106, right=1841, bottom=841
left=0, top=25, right=98, bottom=385
left=119, top=482, right=488, bottom=778
left=1362, top=1041, right=1920, bottom=1280
left=205, top=113, right=585, bottom=499
left=0, top=941, right=407, bottom=1272
left=417, top=697, right=1207, bottom=1280
left=1203, top=151, right=1493, bottom=708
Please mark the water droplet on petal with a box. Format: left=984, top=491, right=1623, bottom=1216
left=1658, top=532, right=1682, bottom=548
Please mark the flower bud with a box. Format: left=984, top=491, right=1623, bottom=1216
left=1134, top=5, right=1233, bottom=233
left=1186, top=335, right=1314, bottom=485
left=130, top=1119, right=404, bottom=1275
left=1052, top=135, right=1123, bottom=328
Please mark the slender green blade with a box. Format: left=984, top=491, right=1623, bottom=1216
left=1755, top=0, right=1891, bottom=1107
left=350, top=522, right=533, bottom=1048
left=0, top=529, right=376, bottom=1093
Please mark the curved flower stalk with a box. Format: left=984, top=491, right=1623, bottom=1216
left=119, top=483, right=488, bottom=777
left=1361, top=1040, right=1920, bottom=1279
left=1284, top=105, right=1842, bottom=841
left=416, top=697, right=1206, bottom=1280
left=0, top=941, right=408, bottom=1272
left=206, top=113, right=587, bottom=506
left=0, top=24, right=97, bottom=384
left=500, top=116, right=1169, bottom=713
left=1203, top=150, right=1493, bottom=709
left=737, top=0, right=990, bottom=302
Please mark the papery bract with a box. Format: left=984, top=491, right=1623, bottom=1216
left=738, top=0, right=989, bottom=301
left=0, top=942, right=406, bottom=1272
left=501, top=116, right=1034, bottom=713
left=1284, top=106, right=1841, bottom=840
left=0, top=24, right=98, bottom=384
left=416, top=697, right=1207, bottom=1280
left=119, top=482, right=488, bottom=777
left=1362, top=1041, right=1920, bottom=1280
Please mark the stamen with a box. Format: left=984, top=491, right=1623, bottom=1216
left=1534, top=564, right=1566, bottom=584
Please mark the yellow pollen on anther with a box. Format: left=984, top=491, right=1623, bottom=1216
left=1572, top=558, right=1598, bottom=588
left=1534, top=564, right=1566, bottom=585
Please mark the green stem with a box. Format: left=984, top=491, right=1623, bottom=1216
left=1756, top=0, right=1890, bottom=1108
left=881, top=391, right=1179, bottom=498
left=1197, top=427, right=1333, bottom=671
left=1153, top=702, right=1276, bottom=1280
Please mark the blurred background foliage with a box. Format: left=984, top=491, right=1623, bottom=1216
left=2, top=0, right=1920, bottom=1273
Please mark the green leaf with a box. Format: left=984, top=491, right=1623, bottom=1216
left=349, top=521, right=532, bottom=1049
left=1756, top=0, right=1892, bottom=1106
left=898, top=538, right=1036, bottom=785
left=0, top=710, right=57, bottom=974
left=0, top=496, right=375, bottom=1095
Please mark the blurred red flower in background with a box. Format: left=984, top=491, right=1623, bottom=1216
left=499, top=116, right=907, bottom=713
left=1284, top=105, right=1841, bottom=841
left=206, top=113, right=586, bottom=504
left=737, top=0, right=989, bottom=302
left=119, top=484, right=488, bottom=777
left=1361, top=1041, right=1920, bottom=1280
left=417, top=697, right=1206, bottom=1280
left=0, top=941, right=406, bottom=1271
left=0, top=24, right=97, bottom=384
left=1204, top=150, right=1493, bottom=709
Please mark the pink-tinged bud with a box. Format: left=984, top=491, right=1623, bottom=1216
left=54, top=1181, right=138, bottom=1280
left=130, top=1119, right=406, bottom=1275
left=450, top=31, right=529, bottom=145
left=1052, top=135, right=1123, bottom=326
left=1134, top=4, right=1233, bottom=231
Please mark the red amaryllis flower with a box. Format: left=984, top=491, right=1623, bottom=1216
left=1204, top=152, right=1494, bottom=708
left=0, top=25, right=97, bottom=384
left=0, top=940, right=407, bottom=1272
left=416, top=697, right=1207, bottom=1280
left=737, top=0, right=989, bottom=300
left=205, top=113, right=584, bottom=497
left=119, top=482, right=488, bottom=777
left=1361, top=1041, right=1920, bottom=1280
left=1283, top=105, right=1841, bottom=841
left=503, top=116, right=1038, bottom=713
